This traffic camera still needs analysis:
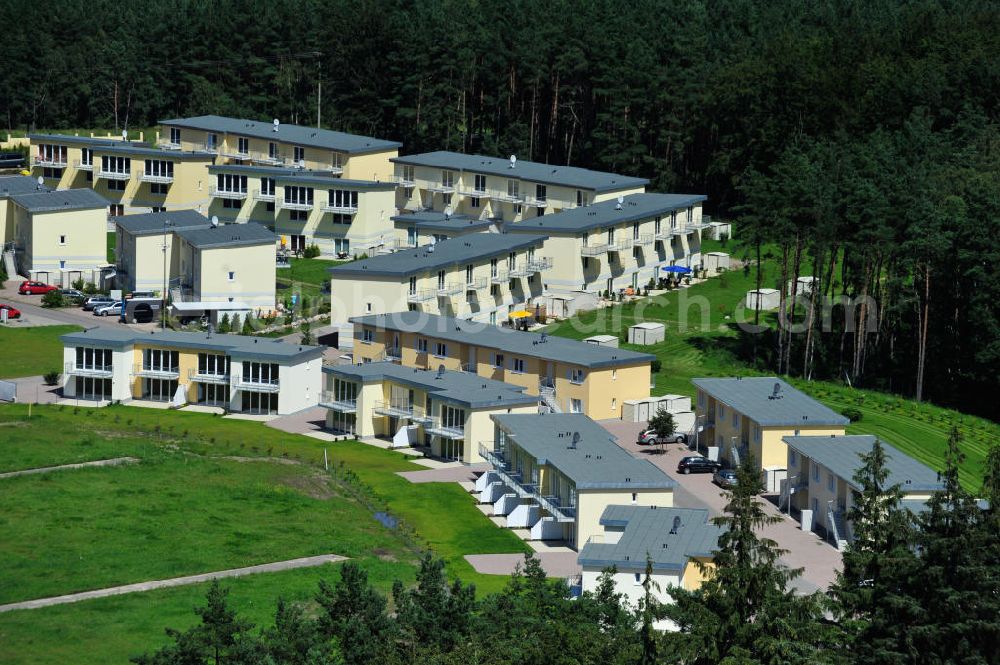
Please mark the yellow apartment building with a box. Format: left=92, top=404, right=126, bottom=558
left=157, top=115, right=400, bottom=181
left=350, top=312, right=655, bottom=420
left=60, top=328, right=323, bottom=414
left=29, top=133, right=215, bottom=216
left=1, top=179, right=109, bottom=286
left=328, top=233, right=549, bottom=327
left=319, top=361, right=539, bottom=463
left=578, top=504, right=722, bottom=629
left=506, top=192, right=709, bottom=296
left=783, top=434, right=944, bottom=550
left=392, top=210, right=500, bottom=248
left=479, top=413, right=676, bottom=549
left=390, top=151, right=647, bottom=222
left=692, top=377, right=849, bottom=491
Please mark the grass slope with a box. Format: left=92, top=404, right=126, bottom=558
left=0, top=325, right=82, bottom=379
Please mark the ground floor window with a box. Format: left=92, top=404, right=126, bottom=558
left=75, top=376, right=111, bottom=400
left=241, top=390, right=278, bottom=414
left=327, top=411, right=356, bottom=434
left=144, top=378, right=177, bottom=402
left=198, top=383, right=229, bottom=406
left=435, top=437, right=465, bottom=462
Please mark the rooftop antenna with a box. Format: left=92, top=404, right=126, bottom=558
left=570, top=431, right=580, bottom=449
left=670, top=516, right=681, bottom=534
left=616, top=194, right=624, bottom=210
left=272, top=118, right=280, bottom=132
left=211, top=215, right=219, bottom=228
left=771, top=382, right=782, bottom=399
left=509, top=154, right=517, bottom=169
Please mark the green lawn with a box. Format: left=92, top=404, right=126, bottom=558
left=275, top=257, right=345, bottom=309
left=0, top=325, right=81, bottom=379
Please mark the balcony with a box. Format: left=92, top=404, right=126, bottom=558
left=319, top=392, right=358, bottom=413
left=424, top=418, right=465, bottom=439
left=671, top=226, right=693, bottom=236
left=33, top=155, right=68, bottom=168
left=140, top=172, right=174, bottom=185
left=278, top=198, right=314, bottom=211
left=490, top=270, right=510, bottom=284
left=74, top=159, right=94, bottom=171
left=157, top=140, right=182, bottom=151
left=508, top=264, right=531, bottom=278
left=97, top=169, right=131, bottom=181
left=218, top=146, right=249, bottom=159
left=608, top=238, right=633, bottom=252
left=65, top=362, right=113, bottom=379
left=209, top=186, right=248, bottom=201
left=466, top=276, right=487, bottom=290
left=321, top=201, right=359, bottom=214
left=234, top=375, right=280, bottom=393
left=580, top=244, right=608, bottom=256
left=522, top=195, right=547, bottom=208
left=407, top=289, right=436, bottom=303
left=527, top=256, right=553, bottom=272
left=321, top=165, right=344, bottom=175
left=252, top=188, right=276, bottom=202
left=478, top=444, right=576, bottom=522
left=252, top=152, right=285, bottom=166
left=635, top=233, right=654, bottom=246
left=437, top=282, right=463, bottom=297
left=134, top=363, right=180, bottom=379
left=388, top=174, right=416, bottom=187
left=654, top=229, right=673, bottom=240
left=458, top=188, right=491, bottom=199
left=187, top=368, right=230, bottom=385
left=384, top=347, right=402, bottom=362
left=492, top=189, right=524, bottom=204
left=373, top=400, right=425, bottom=420
left=426, top=182, right=456, bottom=194
left=203, top=142, right=221, bottom=155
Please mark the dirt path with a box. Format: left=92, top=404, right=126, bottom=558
left=0, top=457, right=139, bottom=479
left=0, top=554, right=348, bottom=613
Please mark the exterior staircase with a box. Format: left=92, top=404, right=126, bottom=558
left=539, top=385, right=562, bottom=413
left=2, top=245, right=20, bottom=279
left=827, top=509, right=849, bottom=551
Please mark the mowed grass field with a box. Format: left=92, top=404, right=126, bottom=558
left=0, top=325, right=82, bottom=379
left=0, top=404, right=527, bottom=664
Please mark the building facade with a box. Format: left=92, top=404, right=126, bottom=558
left=60, top=328, right=322, bottom=415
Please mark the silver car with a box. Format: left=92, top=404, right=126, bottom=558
left=94, top=301, right=122, bottom=317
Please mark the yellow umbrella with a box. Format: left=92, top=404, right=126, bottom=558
left=508, top=310, right=532, bottom=319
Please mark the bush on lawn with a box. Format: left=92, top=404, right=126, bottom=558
left=43, top=371, right=61, bottom=386
left=841, top=407, right=863, bottom=423
left=303, top=243, right=321, bottom=258
left=651, top=359, right=662, bottom=373
left=41, top=290, right=65, bottom=308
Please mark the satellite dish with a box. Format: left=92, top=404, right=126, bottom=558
left=211, top=215, right=219, bottom=227
left=570, top=431, right=580, bottom=449
left=272, top=118, right=280, bottom=132
left=37, top=176, right=44, bottom=186
left=444, top=206, right=452, bottom=219
left=298, top=159, right=305, bottom=169
left=436, top=364, right=445, bottom=378
left=509, top=154, right=517, bottom=169
left=670, top=516, right=681, bottom=534
left=122, top=129, right=128, bottom=141
left=616, top=194, right=624, bottom=210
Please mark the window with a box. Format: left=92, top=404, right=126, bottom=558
left=812, top=465, right=820, bottom=482
left=362, top=328, right=374, bottom=344
left=718, top=404, right=726, bottom=419
left=489, top=312, right=497, bottom=325
left=289, top=209, right=308, bottom=222
left=241, top=361, right=279, bottom=386
left=511, top=358, right=525, bottom=373
left=698, top=391, right=705, bottom=407
left=169, top=127, right=181, bottom=145
left=442, top=193, right=452, bottom=206
left=612, top=397, right=617, bottom=410
left=227, top=271, right=235, bottom=281
left=283, top=186, right=313, bottom=206
left=570, top=398, right=583, bottom=413
left=493, top=353, right=504, bottom=368
left=465, top=264, right=474, bottom=285
left=59, top=235, right=66, bottom=245
left=507, top=252, right=516, bottom=270
left=143, top=348, right=179, bottom=372
left=268, top=142, right=279, bottom=160
left=790, top=450, right=797, bottom=467
left=633, top=222, right=640, bottom=240
left=207, top=133, right=219, bottom=150
left=582, top=257, right=589, bottom=270
left=408, top=276, right=417, bottom=295
left=37, top=143, right=67, bottom=165
left=416, top=338, right=428, bottom=353
left=441, top=404, right=466, bottom=432
left=216, top=173, right=247, bottom=194
left=434, top=342, right=447, bottom=357
left=490, top=258, right=498, bottom=278
left=470, top=196, right=481, bottom=208
left=631, top=492, right=638, bottom=504
left=329, top=189, right=359, bottom=210
left=331, top=152, right=344, bottom=170
left=473, top=174, right=487, bottom=193
left=334, top=238, right=350, bottom=254
left=144, top=159, right=174, bottom=180
left=507, top=179, right=519, bottom=199
left=441, top=170, right=455, bottom=188
left=107, top=179, right=127, bottom=191
left=827, top=472, right=835, bottom=492
left=59, top=260, right=65, bottom=269
left=80, top=148, right=93, bottom=167
left=655, top=216, right=662, bottom=235
left=150, top=182, right=169, bottom=194
left=568, top=368, right=585, bottom=384
left=406, top=226, right=418, bottom=246
left=535, top=184, right=547, bottom=203
left=293, top=146, right=305, bottom=164
left=109, top=204, right=124, bottom=217
left=197, top=353, right=230, bottom=377
left=237, top=137, right=249, bottom=155
left=732, top=412, right=738, bottom=428
left=260, top=178, right=275, bottom=197
left=101, top=155, right=130, bottom=176
left=577, top=190, right=587, bottom=207
left=437, top=270, right=446, bottom=290
left=222, top=198, right=241, bottom=209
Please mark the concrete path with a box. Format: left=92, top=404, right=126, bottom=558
left=597, top=418, right=842, bottom=593
left=397, top=464, right=487, bottom=484
left=0, top=554, right=347, bottom=613
left=0, top=457, right=138, bottom=479
left=465, top=552, right=581, bottom=577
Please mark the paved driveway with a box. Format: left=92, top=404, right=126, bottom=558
left=0, top=284, right=157, bottom=331
left=598, top=419, right=842, bottom=593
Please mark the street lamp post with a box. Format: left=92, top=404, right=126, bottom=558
left=161, top=219, right=172, bottom=330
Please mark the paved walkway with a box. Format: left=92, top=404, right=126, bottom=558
left=0, top=457, right=138, bottom=480
left=465, top=552, right=581, bottom=577
left=0, top=554, right=348, bottom=613
left=597, top=419, right=842, bottom=592
left=397, top=464, right=487, bottom=484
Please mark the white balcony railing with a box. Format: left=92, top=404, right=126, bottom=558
left=252, top=152, right=285, bottom=166
left=278, top=199, right=314, bottom=211
left=97, top=169, right=131, bottom=181
left=457, top=187, right=491, bottom=199
left=490, top=270, right=510, bottom=284
left=234, top=375, right=280, bottom=392
left=203, top=142, right=221, bottom=155
left=492, top=189, right=524, bottom=204
left=157, top=141, right=182, bottom=151
left=407, top=289, right=437, bottom=303
left=635, top=233, right=655, bottom=246
left=388, top=174, right=416, bottom=187
left=321, top=201, right=359, bottom=214
left=321, top=165, right=344, bottom=175
left=373, top=400, right=427, bottom=421
left=508, top=264, right=531, bottom=278
left=140, top=172, right=174, bottom=185
left=218, top=146, right=249, bottom=159
left=466, top=276, right=488, bottom=290
left=133, top=363, right=180, bottom=379
left=209, top=186, right=248, bottom=200
left=580, top=244, right=608, bottom=256
left=187, top=368, right=230, bottom=384
left=654, top=229, right=673, bottom=240
left=424, top=418, right=465, bottom=439
left=437, top=282, right=463, bottom=296
left=478, top=444, right=576, bottom=522
left=34, top=156, right=68, bottom=168
left=426, top=183, right=455, bottom=194
left=252, top=188, right=276, bottom=202
left=522, top=195, right=547, bottom=208
left=74, top=159, right=94, bottom=171
left=319, top=392, right=358, bottom=412
left=65, top=362, right=113, bottom=378
left=609, top=238, right=634, bottom=252
left=528, top=256, right=553, bottom=272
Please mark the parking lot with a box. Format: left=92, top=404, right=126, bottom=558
left=0, top=283, right=158, bottom=332
left=599, top=419, right=843, bottom=593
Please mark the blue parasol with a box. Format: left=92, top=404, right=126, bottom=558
left=661, top=265, right=692, bottom=274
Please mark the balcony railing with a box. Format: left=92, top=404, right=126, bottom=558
left=424, top=418, right=465, bottom=439
left=608, top=238, right=633, bottom=252
left=437, top=282, right=463, bottom=296
left=508, top=264, right=531, bottom=278
left=140, top=172, right=174, bottom=185
left=490, top=270, right=510, bottom=284
left=527, top=256, right=553, bottom=272
left=234, top=375, right=280, bottom=392
left=492, top=189, right=524, bottom=204
left=34, top=156, right=68, bottom=168
left=388, top=174, right=416, bottom=187
left=218, top=146, right=249, bottom=159
left=134, top=363, right=180, bottom=379
left=688, top=220, right=712, bottom=230
left=65, top=362, right=113, bottom=378
left=426, top=183, right=456, bottom=194
left=522, top=195, right=547, bottom=208
left=278, top=198, right=314, bottom=211
left=457, top=187, right=491, bottom=199
left=635, top=233, right=654, bottom=246
left=580, top=244, right=608, bottom=256
left=320, top=165, right=344, bottom=175
left=373, top=400, right=426, bottom=420
left=321, top=201, right=359, bottom=214
left=74, top=159, right=94, bottom=171
left=478, top=444, right=576, bottom=522
left=407, top=289, right=436, bottom=303
left=319, top=392, right=358, bottom=412
left=384, top=347, right=402, bottom=361
left=187, top=368, right=230, bottom=384
left=252, top=188, right=276, bottom=202
left=654, top=229, right=673, bottom=240
left=671, top=226, right=692, bottom=236
left=252, top=152, right=285, bottom=166
left=203, top=142, right=221, bottom=155
left=466, top=276, right=487, bottom=290
left=97, top=169, right=131, bottom=181
left=209, top=186, right=248, bottom=200
left=158, top=141, right=182, bottom=151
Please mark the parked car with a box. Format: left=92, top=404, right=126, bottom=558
left=83, top=296, right=115, bottom=311
left=713, top=469, right=739, bottom=487
left=18, top=281, right=58, bottom=295
left=60, top=288, right=85, bottom=302
left=637, top=429, right=687, bottom=445
left=0, top=303, right=21, bottom=319
left=94, top=301, right=122, bottom=317
left=677, top=455, right=723, bottom=475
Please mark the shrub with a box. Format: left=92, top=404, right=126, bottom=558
left=41, top=290, right=65, bottom=308
left=43, top=371, right=61, bottom=386
left=651, top=359, right=662, bottom=374
left=71, top=278, right=85, bottom=291
left=842, top=407, right=863, bottom=423
left=303, top=244, right=321, bottom=259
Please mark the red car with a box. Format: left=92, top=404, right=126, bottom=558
left=18, top=281, right=58, bottom=295
left=0, top=303, right=21, bottom=319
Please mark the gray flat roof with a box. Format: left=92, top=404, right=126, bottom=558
left=578, top=505, right=723, bottom=572
left=323, top=361, right=537, bottom=409
left=491, top=413, right=676, bottom=490
left=93, top=143, right=215, bottom=159
left=351, top=312, right=655, bottom=369
left=28, top=133, right=117, bottom=147
left=391, top=211, right=495, bottom=233
left=113, top=209, right=210, bottom=236
left=505, top=192, right=707, bottom=234
left=0, top=175, right=50, bottom=198
left=783, top=435, right=944, bottom=492
left=692, top=377, right=849, bottom=427
left=159, top=115, right=401, bottom=155
left=207, top=164, right=393, bottom=189
left=174, top=222, right=275, bottom=249
left=60, top=328, right=324, bottom=362
left=330, top=233, right=546, bottom=278
left=9, top=188, right=108, bottom=213
left=391, top=151, right=648, bottom=192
